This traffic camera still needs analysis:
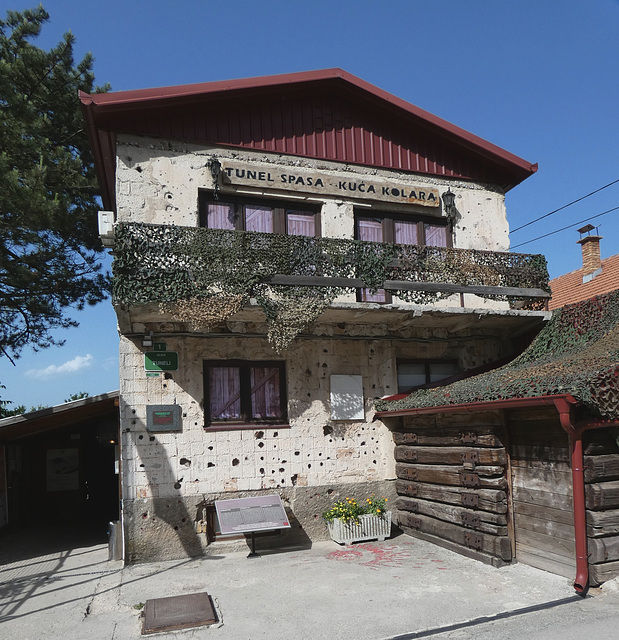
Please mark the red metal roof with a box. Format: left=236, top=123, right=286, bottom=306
left=80, top=68, right=537, bottom=211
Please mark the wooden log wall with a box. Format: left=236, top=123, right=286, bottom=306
left=393, top=411, right=512, bottom=566
left=583, top=428, right=619, bottom=586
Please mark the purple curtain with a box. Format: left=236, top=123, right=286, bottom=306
left=207, top=202, right=235, bottom=230
left=287, top=211, right=315, bottom=236
left=250, top=367, right=281, bottom=418
left=425, top=224, right=447, bottom=247
left=246, top=205, right=273, bottom=232
left=209, top=367, right=241, bottom=419
left=394, top=220, right=418, bottom=245
left=357, top=217, right=387, bottom=302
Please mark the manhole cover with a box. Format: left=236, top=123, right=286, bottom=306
left=142, top=591, right=217, bottom=635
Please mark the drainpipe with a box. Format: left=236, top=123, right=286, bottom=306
left=554, top=397, right=619, bottom=595
left=554, top=397, right=588, bottom=594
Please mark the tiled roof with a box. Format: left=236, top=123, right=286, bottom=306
left=376, top=291, right=619, bottom=418
left=549, top=253, right=619, bottom=310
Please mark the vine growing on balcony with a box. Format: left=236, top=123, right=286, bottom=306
left=113, top=223, right=550, bottom=352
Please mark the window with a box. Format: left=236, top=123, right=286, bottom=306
left=200, top=194, right=319, bottom=237
left=204, top=360, right=287, bottom=428
left=397, top=360, right=459, bottom=394
left=355, top=212, right=450, bottom=303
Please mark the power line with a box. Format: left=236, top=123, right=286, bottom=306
left=511, top=205, right=619, bottom=250
left=510, top=178, right=619, bottom=234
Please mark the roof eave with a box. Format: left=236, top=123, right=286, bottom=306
left=375, top=393, right=580, bottom=418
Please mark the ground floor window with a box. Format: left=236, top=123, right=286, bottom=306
left=397, top=360, right=459, bottom=393
left=203, top=360, right=287, bottom=428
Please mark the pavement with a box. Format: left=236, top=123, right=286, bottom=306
left=1, top=524, right=619, bottom=640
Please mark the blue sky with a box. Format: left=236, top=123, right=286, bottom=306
left=1, top=0, right=618, bottom=410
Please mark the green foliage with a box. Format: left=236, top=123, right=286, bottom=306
left=113, top=222, right=550, bottom=352
left=0, top=400, right=26, bottom=417
left=0, top=6, right=111, bottom=364
left=64, top=391, right=89, bottom=402
left=0, top=400, right=49, bottom=417
left=322, top=495, right=389, bottom=524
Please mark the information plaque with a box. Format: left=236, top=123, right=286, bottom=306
left=146, top=404, right=182, bottom=432
left=215, top=495, right=290, bottom=535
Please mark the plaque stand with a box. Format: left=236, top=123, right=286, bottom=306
left=247, top=532, right=260, bottom=558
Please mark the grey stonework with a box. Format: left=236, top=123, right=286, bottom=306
left=123, top=480, right=397, bottom=563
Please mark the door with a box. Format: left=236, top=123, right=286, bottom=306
left=507, top=408, right=576, bottom=577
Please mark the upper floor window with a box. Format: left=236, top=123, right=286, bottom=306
left=200, top=194, right=320, bottom=237
left=355, top=211, right=451, bottom=302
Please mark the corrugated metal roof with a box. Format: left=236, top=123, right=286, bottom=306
left=80, top=69, right=537, bottom=211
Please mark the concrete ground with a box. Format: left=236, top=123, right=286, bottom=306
left=1, top=525, right=619, bottom=640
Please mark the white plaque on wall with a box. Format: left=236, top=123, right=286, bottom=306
left=330, top=374, right=365, bottom=420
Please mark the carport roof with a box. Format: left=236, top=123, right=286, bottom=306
left=0, top=391, right=119, bottom=442
left=376, top=290, right=619, bottom=418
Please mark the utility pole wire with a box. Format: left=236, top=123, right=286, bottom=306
left=510, top=178, right=619, bottom=234
left=510, top=205, right=619, bottom=249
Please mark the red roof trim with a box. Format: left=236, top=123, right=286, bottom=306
left=374, top=393, right=579, bottom=417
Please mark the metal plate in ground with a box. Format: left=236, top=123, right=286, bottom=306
left=142, top=592, right=217, bottom=635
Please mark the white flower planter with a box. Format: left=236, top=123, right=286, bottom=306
left=327, top=511, right=392, bottom=545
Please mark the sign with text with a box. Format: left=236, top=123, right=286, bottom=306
left=221, top=161, right=440, bottom=208
left=144, top=351, right=178, bottom=371
left=215, top=495, right=291, bottom=534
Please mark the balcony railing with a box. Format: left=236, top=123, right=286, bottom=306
left=113, top=222, right=550, bottom=307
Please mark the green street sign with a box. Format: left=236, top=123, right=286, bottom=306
left=144, top=351, right=179, bottom=371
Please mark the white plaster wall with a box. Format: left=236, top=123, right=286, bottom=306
left=120, top=334, right=399, bottom=501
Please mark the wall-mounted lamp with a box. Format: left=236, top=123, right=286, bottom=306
left=441, top=189, right=457, bottom=227
left=141, top=332, right=153, bottom=349
left=210, top=158, right=222, bottom=200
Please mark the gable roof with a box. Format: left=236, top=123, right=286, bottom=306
left=549, top=253, right=619, bottom=310
left=376, top=290, right=619, bottom=418
left=80, top=68, right=538, bottom=211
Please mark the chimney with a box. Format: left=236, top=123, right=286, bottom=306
left=577, top=224, right=602, bottom=282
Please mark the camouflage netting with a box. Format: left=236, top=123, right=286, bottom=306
left=376, top=290, right=619, bottom=418
left=113, top=222, right=549, bottom=353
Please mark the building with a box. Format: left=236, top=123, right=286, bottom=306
left=80, top=69, right=550, bottom=562
left=550, top=226, right=619, bottom=309
left=0, top=392, right=120, bottom=531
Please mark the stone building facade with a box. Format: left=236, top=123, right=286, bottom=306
left=81, top=69, right=550, bottom=561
